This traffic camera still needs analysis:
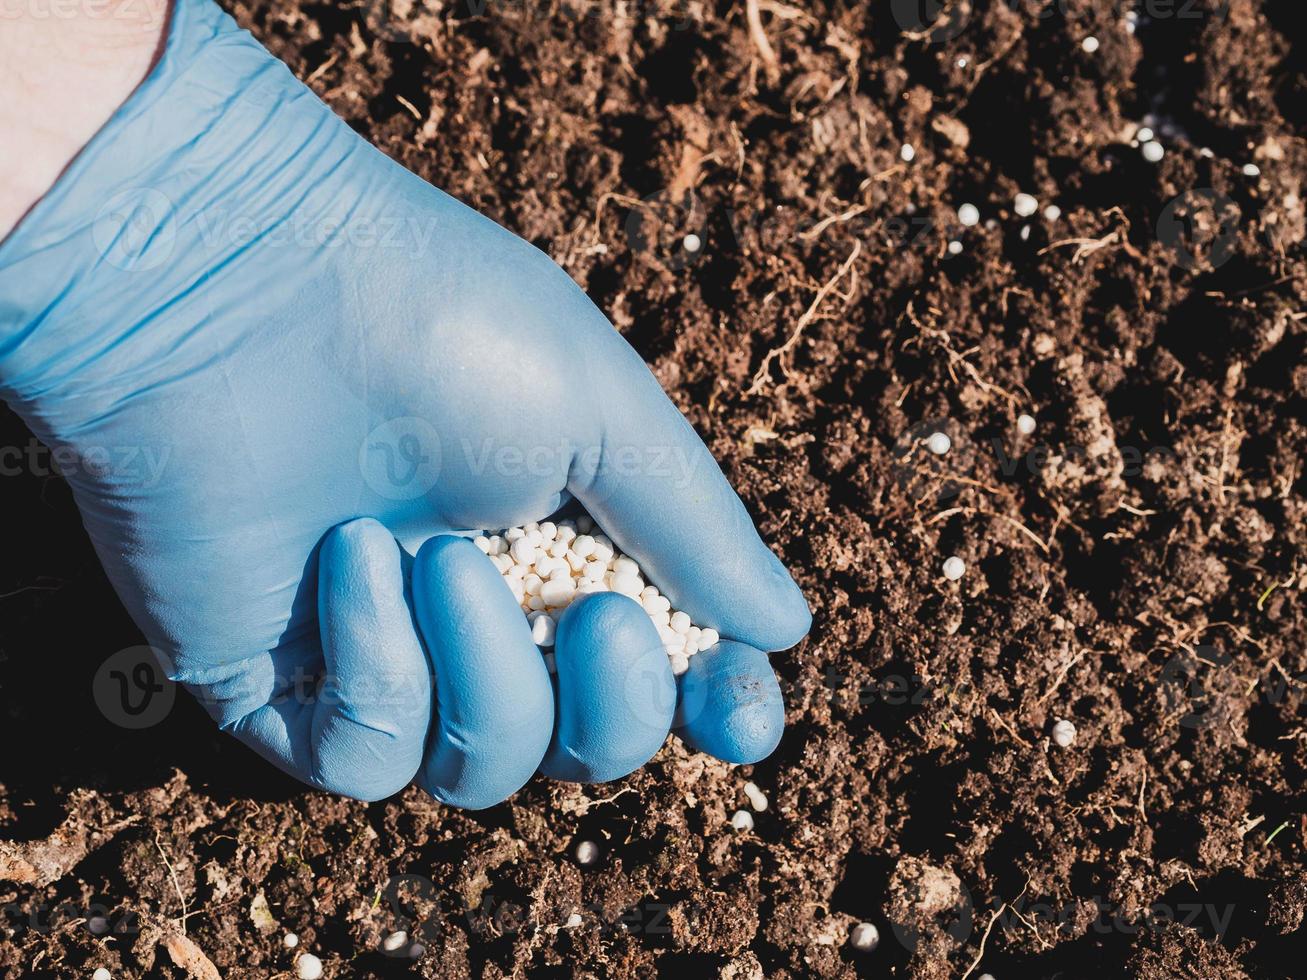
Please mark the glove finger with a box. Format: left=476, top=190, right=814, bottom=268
left=673, top=640, right=785, bottom=765
left=538, top=592, right=676, bottom=783
left=312, top=518, right=433, bottom=798
left=224, top=519, right=432, bottom=801
left=561, top=302, right=810, bottom=653
left=412, top=535, right=554, bottom=809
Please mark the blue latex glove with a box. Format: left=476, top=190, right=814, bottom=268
left=0, top=0, right=810, bottom=804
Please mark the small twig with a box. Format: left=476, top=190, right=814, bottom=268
left=748, top=240, right=861, bottom=394
left=988, top=707, right=1031, bottom=749
left=745, top=0, right=781, bottom=84
left=960, top=902, right=1007, bottom=980
left=154, top=831, right=189, bottom=927
left=799, top=203, right=869, bottom=241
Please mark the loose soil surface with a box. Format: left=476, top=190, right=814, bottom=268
left=2, top=0, right=1305, bottom=977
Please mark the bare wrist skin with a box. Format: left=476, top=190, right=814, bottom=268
left=0, top=0, right=170, bottom=239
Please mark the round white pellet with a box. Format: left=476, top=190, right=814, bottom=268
left=1136, top=126, right=1154, bottom=143
left=571, top=534, right=595, bottom=559
left=978, top=974, right=996, bottom=980
left=510, top=536, right=537, bottom=566
left=473, top=536, right=491, bottom=554
left=926, top=431, right=951, bottom=455
left=947, top=240, right=963, bottom=255
left=669, top=610, right=692, bottom=634
left=87, top=915, right=109, bottom=935
left=295, top=954, right=323, bottom=980
left=611, top=556, right=639, bottom=577
left=957, top=203, right=980, bottom=226
left=92, top=970, right=112, bottom=980
left=730, top=809, right=754, bottom=831
left=943, top=556, right=966, bottom=581
left=1017, top=413, right=1037, bottom=435
left=670, top=653, right=690, bottom=676
left=540, top=577, right=575, bottom=607
left=1052, top=719, right=1077, bottom=747
left=956, top=56, right=968, bottom=68
left=682, top=233, right=702, bottom=253
left=643, top=594, right=671, bottom=615
left=1013, top=193, right=1038, bottom=217
left=564, top=912, right=584, bottom=929
left=1141, top=140, right=1165, bottom=163
left=1081, top=35, right=1099, bottom=53
left=382, top=930, right=408, bottom=952
left=698, top=628, right=720, bottom=651
left=504, top=527, right=524, bottom=542
left=283, top=933, right=299, bottom=948
left=611, top=572, right=643, bottom=597
left=555, top=524, right=576, bottom=544
left=1242, top=163, right=1261, bottom=177
left=849, top=922, right=880, bottom=951
left=900, top=143, right=915, bottom=162
left=743, top=781, right=769, bottom=811
left=1043, top=204, right=1061, bottom=221
left=529, top=612, right=557, bottom=648
left=575, top=840, right=601, bottom=866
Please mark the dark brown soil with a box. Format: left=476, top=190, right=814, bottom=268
left=2, top=0, right=1305, bottom=977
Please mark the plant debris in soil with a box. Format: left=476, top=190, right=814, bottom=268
left=2, top=0, right=1305, bottom=977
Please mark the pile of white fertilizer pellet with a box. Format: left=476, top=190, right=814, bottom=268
left=475, top=515, right=718, bottom=675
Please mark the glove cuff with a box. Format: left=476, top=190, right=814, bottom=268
left=0, top=0, right=359, bottom=437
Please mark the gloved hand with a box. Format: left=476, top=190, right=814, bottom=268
left=0, top=0, right=811, bottom=804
